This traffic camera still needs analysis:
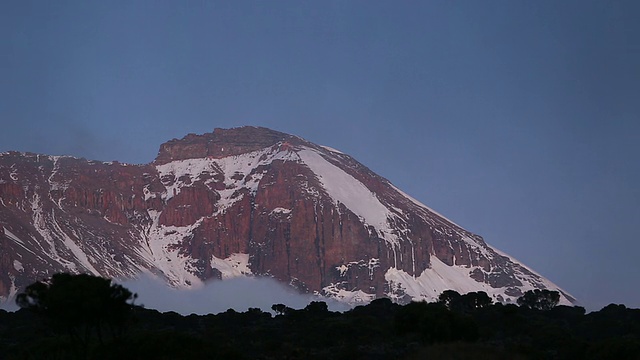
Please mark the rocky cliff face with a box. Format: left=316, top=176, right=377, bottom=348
left=0, top=126, right=575, bottom=306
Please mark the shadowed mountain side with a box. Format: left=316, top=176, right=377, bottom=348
left=0, top=126, right=575, bottom=307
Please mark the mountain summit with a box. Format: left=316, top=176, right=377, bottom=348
left=0, top=126, right=575, bottom=305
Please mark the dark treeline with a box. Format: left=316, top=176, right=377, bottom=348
left=0, top=274, right=639, bottom=360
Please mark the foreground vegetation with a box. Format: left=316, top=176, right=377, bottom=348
left=0, top=274, right=638, bottom=359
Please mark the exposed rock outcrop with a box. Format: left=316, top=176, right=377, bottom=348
left=0, top=126, right=575, bottom=306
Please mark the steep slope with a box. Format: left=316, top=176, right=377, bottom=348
left=0, top=127, right=575, bottom=306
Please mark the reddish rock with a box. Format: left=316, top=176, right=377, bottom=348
left=0, top=127, right=575, bottom=305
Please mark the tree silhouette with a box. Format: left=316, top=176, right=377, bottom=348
left=438, top=290, right=462, bottom=309
left=304, top=301, right=328, bottom=314
left=439, top=290, right=492, bottom=312
left=517, top=289, right=560, bottom=310
left=271, top=303, right=292, bottom=316
left=460, top=291, right=492, bottom=310
left=16, top=272, right=137, bottom=352
left=395, top=301, right=478, bottom=343
left=2, top=288, right=639, bottom=359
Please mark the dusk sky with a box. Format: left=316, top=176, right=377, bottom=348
left=1, top=1, right=638, bottom=310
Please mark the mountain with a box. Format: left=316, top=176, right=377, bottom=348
left=0, top=126, right=575, bottom=306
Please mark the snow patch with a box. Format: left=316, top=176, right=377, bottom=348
left=322, top=283, right=376, bottom=305
left=385, top=256, right=480, bottom=302
left=319, top=145, right=345, bottom=154
left=210, top=253, right=253, bottom=279
left=49, top=209, right=100, bottom=275
left=30, top=194, right=80, bottom=271
left=270, top=207, right=292, bottom=215
left=136, top=210, right=204, bottom=288
left=3, top=227, right=25, bottom=246
left=9, top=164, right=18, bottom=181
left=336, top=258, right=381, bottom=280
left=336, top=264, right=349, bottom=277
left=47, top=156, right=70, bottom=194
left=460, top=235, right=493, bottom=259
left=155, top=146, right=299, bottom=213
left=13, top=260, right=24, bottom=272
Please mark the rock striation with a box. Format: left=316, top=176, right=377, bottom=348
left=0, top=126, right=575, bottom=306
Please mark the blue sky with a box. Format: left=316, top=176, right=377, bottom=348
left=1, top=1, right=638, bottom=310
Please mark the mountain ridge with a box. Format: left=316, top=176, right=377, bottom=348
left=0, top=126, right=575, bottom=306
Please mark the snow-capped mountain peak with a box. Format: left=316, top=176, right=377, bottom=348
left=0, top=127, right=575, bottom=306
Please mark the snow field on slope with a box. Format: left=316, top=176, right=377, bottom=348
left=385, top=257, right=497, bottom=302
left=298, top=148, right=399, bottom=246
left=384, top=256, right=574, bottom=305
left=390, top=184, right=463, bottom=228
left=391, top=184, right=495, bottom=259
left=29, top=193, right=81, bottom=272
left=137, top=209, right=204, bottom=288
left=48, top=209, right=100, bottom=275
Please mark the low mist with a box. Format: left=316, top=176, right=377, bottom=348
left=0, top=274, right=352, bottom=315
left=0, top=298, right=18, bottom=312
left=122, top=274, right=352, bottom=315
